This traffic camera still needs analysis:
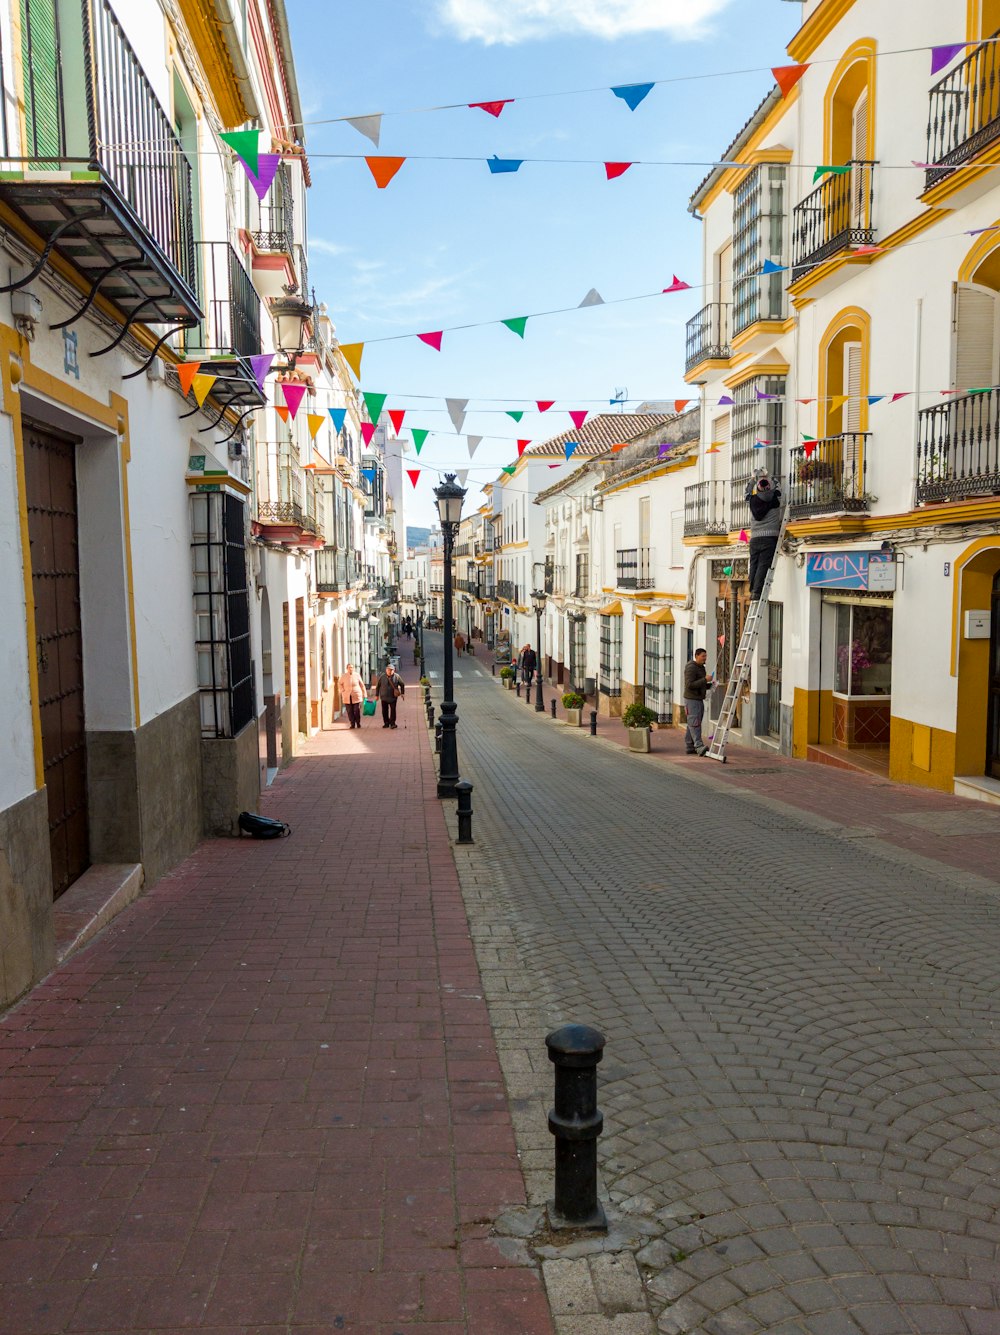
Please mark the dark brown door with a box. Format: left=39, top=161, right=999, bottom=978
left=988, top=571, right=1000, bottom=780
left=24, top=420, right=89, bottom=897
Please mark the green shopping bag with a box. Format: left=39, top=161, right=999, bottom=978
left=362, top=699, right=376, bottom=716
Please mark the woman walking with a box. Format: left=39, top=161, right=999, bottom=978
left=338, top=663, right=368, bottom=729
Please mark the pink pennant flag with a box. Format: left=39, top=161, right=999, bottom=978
left=417, top=331, right=443, bottom=351
left=663, top=275, right=691, bottom=293
left=569, top=410, right=588, bottom=429
left=245, top=153, right=281, bottom=202
left=604, top=162, right=633, bottom=180
left=890, top=392, right=910, bottom=403
left=469, top=100, right=512, bottom=118
left=536, top=400, right=554, bottom=412
left=718, top=634, right=726, bottom=647
left=388, top=409, right=406, bottom=433
left=281, top=382, right=306, bottom=419
left=406, top=469, right=420, bottom=487
left=361, top=421, right=378, bottom=445
left=852, top=244, right=883, bottom=256
left=738, top=529, right=749, bottom=543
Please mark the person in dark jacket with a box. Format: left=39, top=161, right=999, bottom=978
left=520, top=644, right=538, bottom=688
left=373, top=663, right=405, bottom=729
left=683, top=648, right=714, bottom=756
left=746, top=474, right=782, bottom=600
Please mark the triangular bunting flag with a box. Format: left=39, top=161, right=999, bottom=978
left=307, top=413, right=326, bottom=440
left=705, top=445, right=722, bottom=454
left=446, top=399, right=468, bottom=432
left=470, top=100, right=512, bottom=117
left=502, top=465, right=517, bottom=476
left=611, top=83, right=654, bottom=111
left=516, top=439, right=531, bottom=457
left=801, top=433, right=816, bottom=442
left=890, top=392, right=910, bottom=403
left=339, top=342, right=364, bottom=379
left=406, top=469, right=420, bottom=487
left=611, top=443, right=629, bottom=452
left=569, top=410, right=588, bottom=429
left=756, top=389, right=779, bottom=401
left=866, top=396, right=884, bottom=407
left=931, top=43, right=967, bottom=76
left=674, top=399, right=689, bottom=413
left=738, top=529, right=749, bottom=543
left=604, top=162, right=632, bottom=180
left=220, top=129, right=260, bottom=176
left=718, top=395, right=734, bottom=406
left=565, top=441, right=579, bottom=460
left=245, top=154, right=281, bottom=202
left=803, top=441, right=817, bottom=458
left=658, top=443, right=672, bottom=457
left=536, top=400, right=555, bottom=412
left=417, top=331, right=443, bottom=350
left=796, top=397, right=816, bottom=405
left=488, top=156, right=523, bottom=174
left=663, top=275, right=691, bottom=293
left=506, top=410, right=525, bottom=422
left=548, top=464, right=561, bottom=469
left=192, top=373, right=216, bottom=408
left=365, top=156, right=406, bottom=189
left=249, top=353, right=273, bottom=391
left=388, top=409, right=406, bottom=434
left=969, top=386, right=993, bottom=394
left=829, top=395, right=848, bottom=411
left=503, top=316, right=528, bottom=338
left=362, top=468, right=376, bottom=483
left=362, top=392, right=387, bottom=424
left=578, top=289, right=605, bottom=309
left=760, top=259, right=787, bottom=274
left=852, top=245, right=883, bottom=256
left=329, top=407, right=347, bottom=434
left=813, top=164, right=850, bottom=183
left=276, top=405, right=290, bottom=423
left=411, top=429, right=429, bottom=454
left=281, top=383, right=307, bottom=419
left=772, top=64, right=808, bottom=99
left=346, top=114, right=382, bottom=148
left=467, top=435, right=482, bottom=458
left=361, top=421, right=377, bottom=446
left=177, top=361, right=201, bottom=397
left=457, top=469, right=469, bottom=485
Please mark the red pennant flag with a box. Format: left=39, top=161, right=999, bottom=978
left=536, top=400, right=554, bottom=413
left=517, top=439, right=531, bottom=457
left=797, top=398, right=816, bottom=405
left=406, top=469, right=420, bottom=487
left=803, top=441, right=817, bottom=458
left=177, top=361, right=201, bottom=397
left=890, top=392, right=910, bottom=404
left=417, top=330, right=443, bottom=350
left=569, top=410, right=588, bottom=429
left=365, top=156, right=406, bottom=189
left=470, top=99, right=512, bottom=118
left=361, top=421, right=377, bottom=445
left=674, top=399, right=690, bottom=412
left=388, top=409, right=407, bottom=433
left=604, top=162, right=632, bottom=180
left=663, top=275, right=691, bottom=293
left=772, top=64, right=808, bottom=99
left=852, top=244, right=883, bottom=256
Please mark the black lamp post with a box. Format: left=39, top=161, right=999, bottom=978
left=434, top=474, right=466, bottom=798
left=531, top=589, right=547, bottom=712
left=415, top=595, right=426, bottom=676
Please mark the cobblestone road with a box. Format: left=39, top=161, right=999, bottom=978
left=430, top=640, right=1000, bottom=1335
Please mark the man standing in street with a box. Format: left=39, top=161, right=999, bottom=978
left=520, top=644, right=538, bottom=690
left=373, top=662, right=405, bottom=729
left=683, top=648, right=714, bottom=756
left=745, top=473, right=782, bottom=601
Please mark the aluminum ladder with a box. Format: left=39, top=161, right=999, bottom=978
left=705, top=507, right=788, bottom=763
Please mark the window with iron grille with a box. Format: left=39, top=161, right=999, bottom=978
left=192, top=491, right=255, bottom=739
left=732, top=164, right=786, bottom=335
left=569, top=617, right=587, bottom=692
left=599, top=615, right=622, bottom=696
left=575, top=552, right=589, bottom=597
left=643, top=623, right=673, bottom=723
left=731, top=377, right=784, bottom=531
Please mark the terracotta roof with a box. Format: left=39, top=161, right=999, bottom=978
left=524, top=412, right=676, bottom=459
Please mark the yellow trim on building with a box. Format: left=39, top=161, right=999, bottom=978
left=959, top=220, right=1000, bottom=281
left=822, top=39, right=877, bottom=165
left=729, top=321, right=788, bottom=356
left=683, top=356, right=730, bottom=386
left=723, top=359, right=790, bottom=390
left=598, top=455, right=696, bottom=497
left=598, top=600, right=623, bottom=616
left=173, top=0, right=255, bottom=128
left=889, top=717, right=957, bottom=792
left=683, top=534, right=730, bottom=548
left=788, top=0, right=858, bottom=62
left=817, top=304, right=871, bottom=436
left=788, top=495, right=1000, bottom=540
left=636, top=607, right=675, bottom=624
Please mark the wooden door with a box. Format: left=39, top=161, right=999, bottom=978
left=24, top=420, right=89, bottom=897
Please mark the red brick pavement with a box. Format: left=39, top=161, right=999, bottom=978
left=0, top=704, right=554, bottom=1334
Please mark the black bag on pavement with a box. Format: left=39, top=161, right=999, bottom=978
left=238, top=811, right=291, bottom=839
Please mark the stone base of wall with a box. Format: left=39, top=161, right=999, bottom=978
left=621, top=680, right=642, bottom=710
left=0, top=788, right=54, bottom=1009
left=202, top=716, right=261, bottom=837
left=597, top=693, right=623, bottom=719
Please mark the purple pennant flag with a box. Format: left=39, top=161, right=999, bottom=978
left=756, top=390, right=779, bottom=401
left=718, top=395, right=734, bottom=406
left=930, top=43, right=967, bottom=76
left=249, top=353, right=274, bottom=391
left=245, top=153, right=281, bottom=202
left=657, top=443, right=672, bottom=457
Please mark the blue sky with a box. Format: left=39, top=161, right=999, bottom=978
left=286, top=0, right=798, bottom=526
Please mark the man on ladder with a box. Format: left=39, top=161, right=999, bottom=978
left=706, top=472, right=785, bottom=762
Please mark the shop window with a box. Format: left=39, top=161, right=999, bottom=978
left=834, top=602, right=892, bottom=697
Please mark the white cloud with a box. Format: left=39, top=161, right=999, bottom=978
left=435, top=0, right=731, bottom=44
left=309, top=237, right=351, bottom=257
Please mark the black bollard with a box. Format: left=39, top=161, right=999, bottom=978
left=550, top=698, right=556, bottom=719
left=435, top=721, right=442, bottom=753
left=516, top=681, right=521, bottom=697
left=491, top=662, right=496, bottom=677
left=455, top=780, right=474, bottom=844
left=546, top=1025, right=607, bottom=1231
left=590, top=710, right=598, bottom=736
left=428, top=702, right=435, bottom=729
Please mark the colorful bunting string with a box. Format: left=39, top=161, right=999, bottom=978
left=411, top=429, right=429, bottom=454
left=192, top=374, right=216, bottom=408
left=177, top=361, right=201, bottom=397
left=418, top=331, right=443, bottom=350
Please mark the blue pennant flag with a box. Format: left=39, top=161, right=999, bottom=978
left=565, top=441, right=579, bottom=461
left=867, top=395, right=885, bottom=406
left=611, top=83, right=654, bottom=111
left=488, top=156, right=523, bottom=174
left=329, top=407, right=347, bottom=434
left=362, top=468, right=376, bottom=483
left=760, top=259, right=787, bottom=274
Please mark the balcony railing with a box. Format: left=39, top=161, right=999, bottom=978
left=257, top=501, right=321, bottom=536
left=685, top=303, right=731, bottom=372
left=475, top=537, right=495, bottom=556
left=916, top=390, right=1000, bottom=503
left=616, top=548, right=653, bottom=590
left=926, top=34, right=1000, bottom=188
left=252, top=162, right=294, bottom=255
left=788, top=436, right=870, bottom=516
left=316, top=548, right=355, bottom=592
left=791, top=162, right=876, bottom=275
left=189, top=242, right=261, bottom=360
left=497, top=579, right=520, bottom=603
left=684, top=480, right=729, bottom=536
left=478, top=582, right=495, bottom=600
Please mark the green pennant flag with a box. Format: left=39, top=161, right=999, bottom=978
left=506, top=410, right=524, bottom=422
left=362, top=392, right=387, bottom=424
left=801, top=433, right=816, bottom=441
left=220, top=130, right=260, bottom=177
left=502, top=317, right=528, bottom=339
left=723, top=565, right=733, bottom=576
left=812, top=163, right=850, bottom=183
left=502, top=464, right=517, bottom=475
left=411, top=428, right=429, bottom=454
left=969, top=386, right=992, bottom=394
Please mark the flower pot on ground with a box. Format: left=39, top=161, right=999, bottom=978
left=562, top=692, right=585, bottom=726
left=500, top=666, right=514, bottom=689
left=622, top=703, right=657, bottom=753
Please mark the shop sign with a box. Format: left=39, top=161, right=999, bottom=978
left=805, top=550, right=895, bottom=591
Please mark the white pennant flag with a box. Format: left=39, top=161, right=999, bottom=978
left=579, top=288, right=605, bottom=307
left=466, top=434, right=482, bottom=458
left=446, top=398, right=469, bottom=433
left=345, top=114, right=382, bottom=148
left=457, top=470, right=470, bottom=485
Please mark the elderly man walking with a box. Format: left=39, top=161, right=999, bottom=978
left=373, top=662, right=405, bottom=729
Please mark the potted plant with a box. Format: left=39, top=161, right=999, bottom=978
left=500, top=666, right=515, bottom=689
left=562, top=691, right=585, bottom=726
left=622, top=702, right=657, bottom=753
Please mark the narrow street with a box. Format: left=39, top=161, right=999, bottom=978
left=428, top=634, right=1000, bottom=1334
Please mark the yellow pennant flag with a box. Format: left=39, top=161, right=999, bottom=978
left=705, top=444, right=723, bottom=453
left=307, top=413, right=326, bottom=440
left=339, top=341, right=364, bottom=380
left=829, top=395, right=849, bottom=411
left=192, top=373, right=217, bottom=408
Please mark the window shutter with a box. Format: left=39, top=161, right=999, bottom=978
left=843, top=342, right=863, bottom=434
left=711, top=413, right=730, bottom=478
left=952, top=282, right=998, bottom=390
left=852, top=89, right=869, bottom=162
left=21, top=0, right=63, bottom=159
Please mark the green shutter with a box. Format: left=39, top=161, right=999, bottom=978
left=20, top=0, right=63, bottom=159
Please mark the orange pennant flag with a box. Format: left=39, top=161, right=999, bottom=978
left=339, top=342, right=364, bottom=379
left=772, top=64, right=808, bottom=99
left=276, top=405, right=290, bottom=423
left=307, top=413, right=326, bottom=439
left=366, top=156, right=406, bottom=189
left=705, top=444, right=722, bottom=454
left=177, top=362, right=201, bottom=397
left=674, top=399, right=690, bottom=412
left=192, top=373, right=216, bottom=408
left=611, top=442, right=629, bottom=452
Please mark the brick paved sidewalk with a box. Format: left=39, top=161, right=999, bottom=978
left=527, top=682, right=1000, bottom=888
left=0, top=703, right=554, bottom=1334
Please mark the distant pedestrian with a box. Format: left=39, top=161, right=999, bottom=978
left=683, top=648, right=714, bottom=756
left=520, top=644, right=537, bottom=689
left=454, top=632, right=466, bottom=656
left=339, top=663, right=368, bottom=730
left=373, top=663, right=405, bottom=729
left=746, top=473, right=783, bottom=601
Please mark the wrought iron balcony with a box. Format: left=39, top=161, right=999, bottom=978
left=497, top=579, right=520, bottom=603
left=791, top=162, right=876, bottom=275
left=926, top=35, right=1000, bottom=188
left=256, top=500, right=321, bottom=536
left=252, top=163, right=294, bottom=255
left=185, top=242, right=264, bottom=415
left=316, top=547, right=354, bottom=592
left=916, top=390, right=1000, bottom=503
left=788, top=436, right=870, bottom=516
left=616, top=548, right=653, bottom=589
left=475, top=537, right=495, bottom=556
left=684, top=480, right=729, bottom=536
left=478, top=581, right=496, bottom=601
left=0, top=0, right=201, bottom=340
left=685, top=303, right=731, bottom=372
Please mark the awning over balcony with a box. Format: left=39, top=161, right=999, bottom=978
left=636, top=607, right=675, bottom=624
left=598, top=600, right=623, bottom=616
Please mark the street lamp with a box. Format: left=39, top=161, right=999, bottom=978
left=414, top=595, right=426, bottom=676
left=531, top=589, right=547, bottom=712
left=433, top=473, right=467, bottom=798
left=270, top=292, right=313, bottom=370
